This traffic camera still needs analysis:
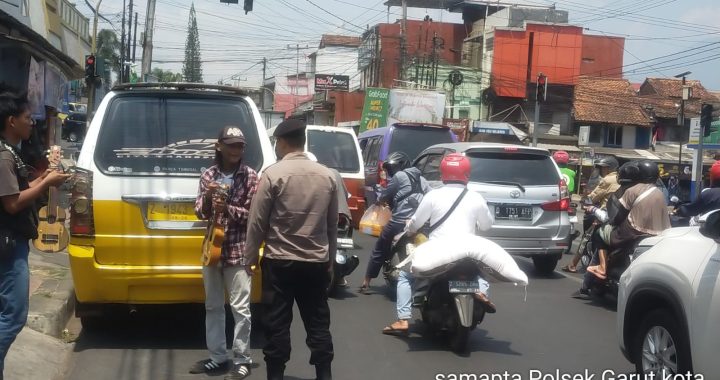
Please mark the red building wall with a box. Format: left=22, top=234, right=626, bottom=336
left=377, top=20, right=466, bottom=88
left=491, top=24, right=623, bottom=98
left=492, top=24, right=583, bottom=98
left=332, top=91, right=365, bottom=125
left=580, top=35, right=624, bottom=78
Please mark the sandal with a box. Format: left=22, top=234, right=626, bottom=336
left=382, top=321, right=409, bottom=336
left=561, top=265, right=578, bottom=273
left=358, top=284, right=369, bottom=294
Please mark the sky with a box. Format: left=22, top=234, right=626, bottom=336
left=80, top=0, right=720, bottom=91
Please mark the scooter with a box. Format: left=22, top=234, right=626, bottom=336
left=669, top=195, right=697, bottom=227
left=329, top=214, right=359, bottom=292
left=413, top=258, right=487, bottom=353
left=588, top=236, right=649, bottom=299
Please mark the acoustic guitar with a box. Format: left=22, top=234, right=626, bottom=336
left=201, top=184, right=230, bottom=266
left=33, top=146, right=70, bottom=252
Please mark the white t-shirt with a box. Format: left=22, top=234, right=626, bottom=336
left=408, top=184, right=494, bottom=240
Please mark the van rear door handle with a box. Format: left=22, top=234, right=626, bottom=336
left=122, top=194, right=197, bottom=204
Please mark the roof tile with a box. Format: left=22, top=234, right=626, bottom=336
left=573, top=77, right=651, bottom=127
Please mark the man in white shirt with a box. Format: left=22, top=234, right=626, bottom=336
left=382, top=153, right=495, bottom=335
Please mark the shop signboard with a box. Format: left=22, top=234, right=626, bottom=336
left=314, top=74, right=349, bottom=92
left=359, top=87, right=390, bottom=132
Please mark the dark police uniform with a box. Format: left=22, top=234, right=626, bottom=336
left=245, top=120, right=338, bottom=380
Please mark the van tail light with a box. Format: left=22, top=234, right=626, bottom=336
left=69, top=168, right=95, bottom=236
left=541, top=179, right=570, bottom=212
left=378, top=161, right=388, bottom=188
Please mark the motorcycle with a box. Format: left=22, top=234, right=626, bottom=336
left=413, top=258, right=487, bottom=353
left=329, top=214, right=359, bottom=293
left=587, top=236, right=649, bottom=299
left=669, top=195, right=698, bottom=227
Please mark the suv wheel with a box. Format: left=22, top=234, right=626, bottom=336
left=633, top=309, right=692, bottom=376
left=532, top=255, right=559, bottom=275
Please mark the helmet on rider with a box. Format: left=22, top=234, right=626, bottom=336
left=382, top=151, right=411, bottom=177
left=617, top=161, right=641, bottom=186
left=709, top=162, right=720, bottom=187
left=440, top=153, right=471, bottom=185
left=594, top=156, right=619, bottom=172
left=552, top=150, right=570, bottom=165
left=637, top=160, right=660, bottom=184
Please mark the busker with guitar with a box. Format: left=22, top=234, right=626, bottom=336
left=0, top=91, right=69, bottom=379
left=191, top=126, right=258, bottom=380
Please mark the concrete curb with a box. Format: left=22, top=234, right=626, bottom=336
left=26, top=264, right=76, bottom=339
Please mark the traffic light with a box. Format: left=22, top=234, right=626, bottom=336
left=701, top=103, right=714, bottom=137
left=84, top=55, right=96, bottom=85
left=536, top=73, right=547, bottom=103
left=243, top=0, right=253, bottom=13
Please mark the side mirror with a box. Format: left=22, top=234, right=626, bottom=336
left=670, top=195, right=680, bottom=204
left=699, top=209, right=720, bottom=240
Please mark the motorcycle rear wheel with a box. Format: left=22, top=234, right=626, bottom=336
left=449, top=325, right=471, bottom=353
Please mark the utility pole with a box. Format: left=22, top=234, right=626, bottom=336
left=126, top=0, right=133, bottom=81
left=399, top=0, right=407, bottom=83
left=132, top=12, right=138, bottom=62
left=141, top=0, right=157, bottom=81
left=88, top=0, right=103, bottom=124
left=675, top=71, right=691, bottom=172
left=286, top=44, right=310, bottom=112
left=261, top=57, right=267, bottom=110
left=533, top=73, right=547, bottom=147
left=120, top=0, right=126, bottom=83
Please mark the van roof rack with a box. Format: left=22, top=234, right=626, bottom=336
left=111, top=82, right=247, bottom=96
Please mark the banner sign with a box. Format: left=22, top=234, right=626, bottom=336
left=314, top=74, right=350, bottom=91
left=443, top=118, right=469, bottom=142
left=359, top=87, right=390, bottom=133
left=387, top=89, right=446, bottom=126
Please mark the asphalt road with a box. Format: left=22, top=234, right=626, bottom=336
left=63, top=231, right=633, bottom=380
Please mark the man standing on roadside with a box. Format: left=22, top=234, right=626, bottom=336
left=246, top=119, right=338, bottom=380
left=0, top=91, right=69, bottom=379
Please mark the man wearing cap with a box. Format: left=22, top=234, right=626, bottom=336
left=190, top=126, right=259, bottom=380
left=246, top=119, right=338, bottom=380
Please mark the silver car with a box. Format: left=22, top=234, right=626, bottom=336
left=413, top=143, right=571, bottom=274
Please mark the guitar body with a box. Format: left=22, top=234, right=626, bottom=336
left=33, top=145, right=69, bottom=253
left=202, top=223, right=224, bottom=266
left=34, top=206, right=70, bottom=252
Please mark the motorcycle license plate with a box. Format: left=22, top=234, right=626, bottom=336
left=337, top=238, right=354, bottom=249
left=448, top=281, right=481, bottom=294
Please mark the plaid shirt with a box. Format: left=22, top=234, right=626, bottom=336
left=195, top=164, right=259, bottom=266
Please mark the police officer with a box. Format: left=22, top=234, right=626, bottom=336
left=245, top=119, right=338, bottom=380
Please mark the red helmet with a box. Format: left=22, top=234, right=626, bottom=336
left=552, top=150, right=570, bottom=165
left=440, top=153, right=471, bottom=184
left=710, top=162, right=720, bottom=183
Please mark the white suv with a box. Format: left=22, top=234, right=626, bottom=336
left=617, top=210, right=720, bottom=377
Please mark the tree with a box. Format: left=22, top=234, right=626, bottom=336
left=95, top=29, right=121, bottom=88
left=152, top=68, right=184, bottom=82
left=182, top=3, right=203, bottom=83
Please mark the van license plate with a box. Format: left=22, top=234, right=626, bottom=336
left=495, top=205, right=533, bottom=220
left=147, top=202, right=199, bottom=221
left=449, top=281, right=481, bottom=294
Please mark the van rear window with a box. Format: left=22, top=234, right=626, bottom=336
left=467, top=152, right=558, bottom=186
left=94, top=96, right=262, bottom=176
left=389, top=127, right=454, bottom=161
left=307, top=130, right=360, bottom=173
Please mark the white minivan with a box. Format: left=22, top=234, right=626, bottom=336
left=68, top=83, right=275, bottom=327
left=268, top=124, right=365, bottom=225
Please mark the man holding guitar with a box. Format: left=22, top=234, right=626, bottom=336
left=0, top=91, right=69, bottom=380
left=191, top=126, right=259, bottom=380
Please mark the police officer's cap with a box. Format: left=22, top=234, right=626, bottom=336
left=273, top=119, right=306, bottom=138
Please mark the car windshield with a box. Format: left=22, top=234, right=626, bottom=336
left=307, top=130, right=360, bottom=173
left=466, top=152, right=559, bottom=186
left=389, top=127, right=454, bottom=161
left=74, top=104, right=87, bottom=113
left=94, top=95, right=262, bottom=176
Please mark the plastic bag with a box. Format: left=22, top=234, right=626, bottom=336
left=359, top=204, right=392, bottom=237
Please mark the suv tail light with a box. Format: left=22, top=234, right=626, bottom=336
left=69, top=168, right=95, bottom=236
left=378, top=160, right=387, bottom=188
left=541, top=179, right=570, bottom=211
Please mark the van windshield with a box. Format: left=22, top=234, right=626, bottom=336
left=307, top=129, right=360, bottom=173
left=389, top=127, right=454, bottom=161
left=94, top=95, right=262, bottom=176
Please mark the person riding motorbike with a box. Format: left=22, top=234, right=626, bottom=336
left=561, top=156, right=620, bottom=273
left=584, top=160, right=670, bottom=281
left=381, top=153, right=494, bottom=335
left=553, top=150, right=576, bottom=194
left=673, top=162, right=720, bottom=218
left=360, top=152, right=429, bottom=292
